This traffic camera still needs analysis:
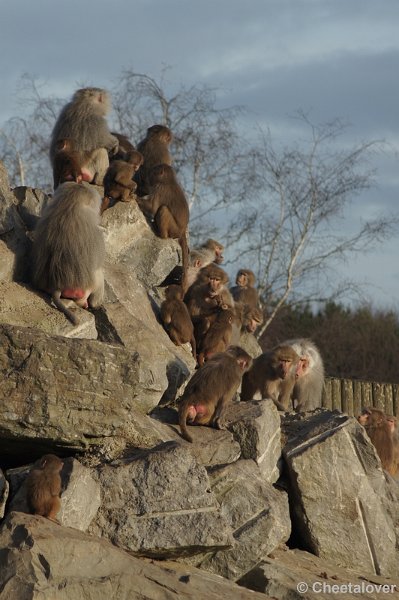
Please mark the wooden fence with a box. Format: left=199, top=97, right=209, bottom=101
left=322, top=378, right=399, bottom=417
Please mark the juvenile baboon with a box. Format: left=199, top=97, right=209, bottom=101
left=135, top=124, right=173, bottom=195
left=241, top=305, right=263, bottom=334
left=241, top=344, right=300, bottom=411
left=110, top=132, right=138, bottom=161
left=284, top=338, right=325, bottom=412
left=52, top=138, right=83, bottom=188
left=50, top=87, right=119, bottom=185
left=195, top=307, right=234, bottom=365
left=102, top=156, right=139, bottom=210
left=25, top=454, right=63, bottom=522
left=32, top=182, right=105, bottom=325
left=185, top=264, right=233, bottom=317
left=160, top=285, right=196, bottom=357
left=178, top=346, right=252, bottom=442
left=137, top=163, right=189, bottom=290
left=198, top=239, right=224, bottom=264
left=230, top=269, right=259, bottom=308
left=358, top=408, right=397, bottom=475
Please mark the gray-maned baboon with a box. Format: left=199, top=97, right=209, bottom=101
left=241, top=344, right=300, bottom=411
left=32, top=182, right=105, bottom=326
left=160, top=285, right=196, bottom=357
left=178, top=346, right=252, bottom=442
left=358, top=408, right=397, bottom=476
left=135, top=124, right=173, bottom=196
left=197, top=239, right=224, bottom=265
left=284, top=338, right=325, bottom=412
left=137, top=163, right=189, bottom=291
left=50, top=87, right=118, bottom=186
left=26, top=454, right=63, bottom=522
left=230, top=269, right=259, bottom=308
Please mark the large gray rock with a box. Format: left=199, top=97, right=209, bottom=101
left=225, top=399, right=281, bottom=482
left=7, top=457, right=101, bottom=531
left=0, top=161, right=18, bottom=235
left=0, top=511, right=265, bottom=600
left=199, top=460, right=291, bottom=581
left=282, top=410, right=398, bottom=577
left=0, top=324, right=171, bottom=459
left=238, top=545, right=399, bottom=599
left=13, top=186, right=49, bottom=230
left=0, top=281, right=98, bottom=339
left=89, top=442, right=234, bottom=558
left=102, top=200, right=182, bottom=287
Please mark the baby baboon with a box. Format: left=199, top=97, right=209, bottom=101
left=26, top=454, right=63, bottom=522
left=160, top=284, right=196, bottom=357
left=135, top=124, right=173, bottom=195
left=50, top=87, right=119, bottom=185
left=178, top=346, right=252, bottom=442
left=185, top=263, right=233, bottom=317
left=241, top=344, right=300, bottom=411
left=230, top=269, right=259, bottom=308
left=137, top=163, right=189, bottom=290
left=32, top=182, right=105, bottom=325
left=102, top=159, right=138, bottom=208
left=284, top=338, right=325, bottom=412
left=195, top=307, right=234, bottom=365
left=111, top=132, right=137, bottom=161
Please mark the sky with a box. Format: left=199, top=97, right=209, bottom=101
left=1, top=0, right=399, bottom=309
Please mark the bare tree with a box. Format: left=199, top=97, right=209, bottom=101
left=225, top=114, right=397, bottom=337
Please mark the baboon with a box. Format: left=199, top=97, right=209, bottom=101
left=386, top=415, right=399, bottom=476
left=230, top=269, right=259, bottom=308
left=26, top=454, right=63, bottom=522
left=358, top=408, right=397, bottom=476
left=284, top=338, right=325, bottom=412
left=198, top=239, right=224, bottom=264
left=50, top=87, right=119, bottom=186
left=195, top=307, right=234, bottom=366
left=160, top=285, right=196, bottom=357
left=241, top=305, right=263, bottom=333
left=102, top=156, right=139, bottom=211
left=135, top=124, right=173, bottom=195
left=178, top=346, right=253, bottom=442
left=32, top=182, right=105, bottom=326
left=110, top=132, right=139, bottom=162
left=185, top=264, right=233, bottom=317
left=137, top=163, right=189, bottom=291
left=241, top=344, right=300, bottom=411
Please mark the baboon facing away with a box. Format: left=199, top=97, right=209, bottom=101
left=32, top=182, right=105, bottom=325
left=178, top=346, right=253, bottom=442
left=26, top=454, right=63, bottom=522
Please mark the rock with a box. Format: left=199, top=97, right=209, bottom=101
left=225, top=399, right=281, bottom=482
left=0, top=511, right=265, bottom=600
left=238, top=331, right=263, bottom=358
left=0, top=469, right=9, bottom=518
left=0, top=281, right=98, bottom=339
left=238, top=545, right=399, bottom=599
left=150, top=406, right=242, bottom=467
left=7, top=457, right=101, bottom=531
left=199, top=460, right=291, bottom=580
left=13, top=186, right=49, bottom=230
left=282, top=410, right=398, bottom=577
left=102, top=200, right=182, bottom=287
left=89, top=442, right=234, bottom=558
left=0, top=324, right=170, bottom=460
left=0, top=161, right=18, bottom=235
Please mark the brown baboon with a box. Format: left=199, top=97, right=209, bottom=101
left=241, top=344, right=300, bottom=411
left=137, top=163, right=189, bottom=291
left=195, top=307, right=234, bottom=366
left=358, top=408, right=397, bottom=476
left=160, top=285, right=196, bottom=357
left=26, top=454, right=63, bottom=522
left=135, top=124, right=173, bottom=196
left=284, top=338, right=325, bottom=412
left=102, top=158, right=138, bottom=207
left=111, top=132, right=138, bottom=162
left=241, top=305, right=263, bottom=333
left=50, top=87, right=118, bottom=186
left=230, top=269, right=259, bottom=308
left=184, top=264, right=233, bottom=317
left=178, top=346, right=253, bottom=442
left=32, top=182, right=105, bottom=326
